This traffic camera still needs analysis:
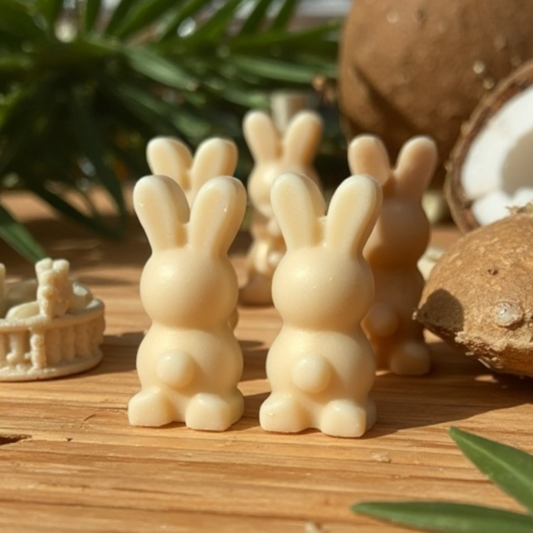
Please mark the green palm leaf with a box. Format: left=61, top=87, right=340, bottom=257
left=450, top=427, right=533, bottom=513
left=353, top=428, right=533, bottom=533
left=0, top=203, right=46, bottom=262
left=0, top=0, right=340, bottom=259
left=353, top=502, right=533, bottom=533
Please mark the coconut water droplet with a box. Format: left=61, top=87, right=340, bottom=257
left=492, top=301, right=523, bottom=328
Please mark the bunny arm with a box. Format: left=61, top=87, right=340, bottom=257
left=364, top=302, right=400, bottom=338
left=188, top=176, right=246, bottom=256
left=243, top=110, right=281, bottom=162
left=394, top=136, right=438, bottom=199
left=146, top=137, right=192, bottom=191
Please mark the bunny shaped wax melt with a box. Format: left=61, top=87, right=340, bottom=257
left=129, top=174, right=246, bottom=430
left=349, top=135, right=437, bottom=376
left=147, top=136, right=238, bottom=206
left=240, top=110, right=323, bottom=306
left=259, top=173, right=382, bottom=438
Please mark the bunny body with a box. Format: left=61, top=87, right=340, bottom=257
left=146, top=135, right=240, bottom=330
left=129, top=175, right=246, bottom=430
left=349, top=135, right=437, bottom=376
left=240, top=110, right=322, bottom=306
left=260, top=173, right=381, bottom=437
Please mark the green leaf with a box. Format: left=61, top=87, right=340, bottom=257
left=28, top=181, right=123, bottom=239
left=124, top=47, right=198, bottom=91
left=185, top=0, right=247, bottom=43
left=0, top=0, right=48, bottom=41
left=103, top=0, right=141, bottom=36
left=269, top=0, right=298, bottom=31
left=158, top=0, right=211, bottom=41
left=68, top=88, right=126, bottom=225
left=83, top=0, right=102, bottom=33
left=0, top=53, right=33, bottom=74
left=0, top=203, right=46, bottom=262
left=238, top=0, right=275, bottom=35
left=230, top=21, right=340, bottom=52
left=108, top=80, right=212, bottom=141
left=450, top=427, right=533, bottom=513
left=36, top=0, right=64, bottom=35
left=352, top=502, right=533, bottom=533
left=230, top=55, right=321, bottom=83
left=111, top=0, right=178, bottom=40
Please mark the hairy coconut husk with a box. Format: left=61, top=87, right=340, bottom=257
left=416, top=208, right=533, bottom=377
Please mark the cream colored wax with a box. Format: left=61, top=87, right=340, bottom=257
left=349, top=135, right=438, bottom=376
left=259, top=173, right=382, bottom=437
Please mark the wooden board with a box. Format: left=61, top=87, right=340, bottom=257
left=0, top=191, right=530, bottom=533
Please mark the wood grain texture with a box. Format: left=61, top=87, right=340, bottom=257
left=0, top=191, right=530, bottom=532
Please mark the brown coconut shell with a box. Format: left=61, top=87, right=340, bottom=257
left=416, top=208, right=533, bottom=377
left=446, top=60, right=533, bottom=232
left=338, top=0, right=533, bottom=186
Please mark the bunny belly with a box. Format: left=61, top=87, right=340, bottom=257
left=266, top=327, right=376, bottom=403
left=136, top=325, right=243, bottom=396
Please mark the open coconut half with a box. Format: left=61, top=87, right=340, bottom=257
left=446, top=60, right=533, bottom=231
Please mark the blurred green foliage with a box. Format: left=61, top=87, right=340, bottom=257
left=0, top=0, right=341, bottom=260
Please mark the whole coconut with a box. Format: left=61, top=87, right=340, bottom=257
left=338, top=0, right=533, bottom=185
left=416, top=207, right=533, bottom=377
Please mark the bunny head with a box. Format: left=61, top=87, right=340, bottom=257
left=146, top=136, right=238, bottom=206
left=134, top=174, right=246, bottom=328
left=244, top=110, right=322, bottom=217
left=348, top=135, right=437, bottom=267
left=271, top=172, right=382, bottom=330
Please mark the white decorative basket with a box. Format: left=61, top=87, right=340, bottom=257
left=0, top=259, right=105, bottom=381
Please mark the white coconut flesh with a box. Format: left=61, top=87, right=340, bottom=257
left=462, top=85, right=533, bottom=226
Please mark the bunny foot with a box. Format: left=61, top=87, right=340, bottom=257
left=128, top=387, right=176, bottom=427
left=389, top=341, right=431, bottom=376
left=185, top=391, right=244, bottom=431
left=259, top=393, right=309, bottom=433
left=239, top=274, right=273, bottom=306
left=319, top=398, right=376, bottom=438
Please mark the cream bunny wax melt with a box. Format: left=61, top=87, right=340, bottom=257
left=240, top=110, right=322, bottom=306
left=349, top=135, right=437, bottom=376
left=146, top=135, right=240, bottom=329
left=129, top=174, right=246, bottom=430
left=259, top=173, right=382, bottom=438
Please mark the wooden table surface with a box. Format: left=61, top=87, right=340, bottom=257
left=0, top=191, right=531, bottom=533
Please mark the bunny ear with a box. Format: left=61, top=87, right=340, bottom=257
left=394, top=136, right=438, bottom=198
left=325, top=174, right=382, bottom=257
left=282, top=111, right=322, bottom=165
left=188, top=176, right=246, bottom=256
left=189, top=138, right=238, bottom=196
left=146, top=137, right=192, bottom=190
left=243, top=110, right=281, bottom=162
left=347, top=135, right=390, bottom=186
left=133, top=175, right=189, bottom=252
left=271, top=173, right=325, bottom=250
